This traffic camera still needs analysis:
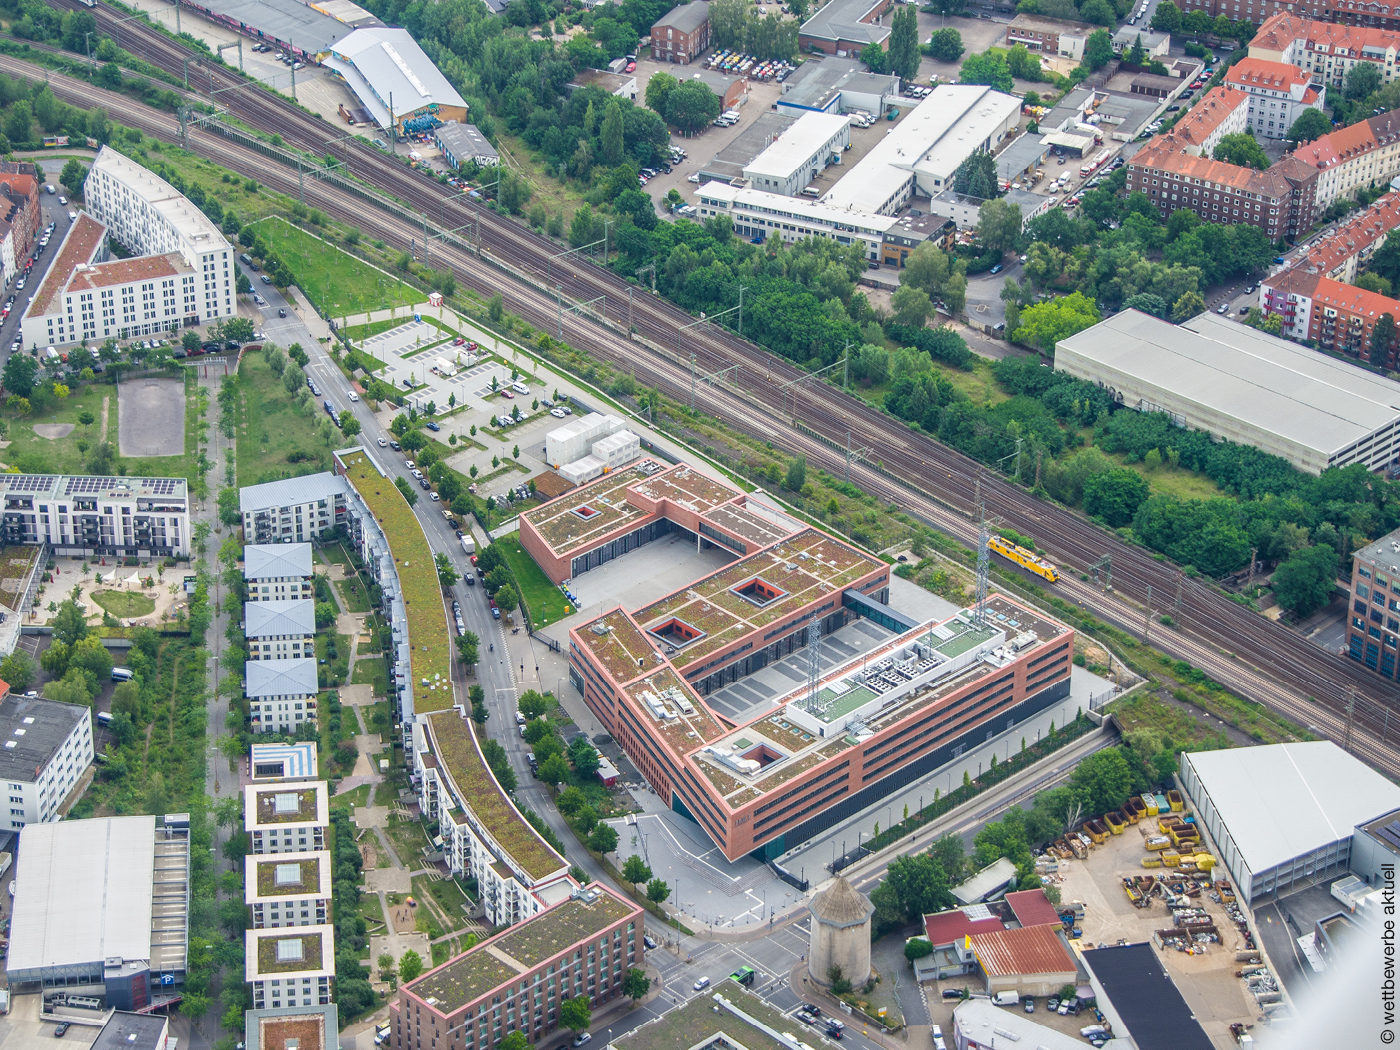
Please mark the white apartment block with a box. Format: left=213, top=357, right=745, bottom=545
left=240, top=474, right=351, bottom=545
left=245, top=781, right=329, bottom=855
left=1224, top=58, right=1326, bottom=140
left=0, top=693, right=93, bottom=830
left=244, top=544, right=315, bottom=602
left=245, top=852, right=333, bottom=929
left=246, top=601, right=316, bottom=661
left=246, top=659, right=319, bottom=734
left=0, top=473, right=189, bottom=558
left=83, top=146, right=234, bottom=323
left=695, top=181, right=897, bottom=261
left=246, top=926, right=334, bottom=1011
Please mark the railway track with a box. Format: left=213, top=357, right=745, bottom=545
left=17, top=17, right=1400, bottom=774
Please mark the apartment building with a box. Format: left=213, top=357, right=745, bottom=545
left=240, top=473, right=351, bottom=545
left=245, top=601, right=316, bottom=662
left=245, top=926, right=334, bottom=1011
left=1178, top=0, right=1400, bottom=31
left=0, top=473, right=189, bottom=557
left=389, top=886, right=643, bottom=1050
left=249, top=741, right=319, bottom=782
left=245, top=781, right=329, bottom=855
left=1294, top=110, right=1400, bottom=209
left=0, top=166, right=42, bottom=286
left=1348, top=528, right=1400, bottom=677
left=1224, top=57, right=1326, bottom=138
left=1158, top=86, right=1252, bottom=157
left=1126, top=137, right=1300, bottom=239
left=696, top=182, right=896, bottom=261
left=650, top=1, right=710, bottom=64
left=246, top=659, right=319, bottom=735
left=0, top=691, right=93, bottom=830
left=244, top=544, right=315, bottom=602
left=1251, top=14, right=1400, bottom=88
left=1004, top=14, right=1094, bottom=60
left=799, top=0, right=894, bottom=55
left=244, top=852, right=332, bottom=929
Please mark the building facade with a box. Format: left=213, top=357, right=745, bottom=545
left=245, top=781, right=330, bottom=855
left=246, top=659, right=319, bottom=735
left=389, top=887, right=642, bottom=1050
left=0, top=166, right=42, bottom=287
left=1347, top=527, right=1400, bottom=676
left=1005, top=14, right=1094, bottom=59
left=0, top=473, right=189, bottom=557
left=650, top=1, right=710, bottom=64
left=245, top=926, right=334, bottom=1011
left=244, top=544, right=315, bottom=602
left=742, top=112, right=853, bottom=196
left=245, top=601, right=316, bottom=661
left=0, top=691, right=93, bottom=830
left=245, top=852, right=333, bottom=929
left=1224, top=57, right=1326, bottom=138
left=240, top=474, right=351, bottom=545
left=1251, top=14, right=1400, bottom=88
left=798, top=0, right=894, bottom=55
left=696, top=182, right=896, bottom=261
left=1178, top=0, right=1400, bottom=30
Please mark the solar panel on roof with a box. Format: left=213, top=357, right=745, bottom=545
left=5, top=475, right=57, bottom=492
left=1376, top=821, right=1400, bottom=851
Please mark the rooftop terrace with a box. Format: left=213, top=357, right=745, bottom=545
left=248, top=784, right=325, bottom=827
left=248, top=853, right=329, bottom=899
left=246, top=926, right=333, bottom=979
left=425, top=711, right=566, bottom=882
left=407, top=888, right=638, bottom=1014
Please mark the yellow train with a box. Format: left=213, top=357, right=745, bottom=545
left=987, top=535, right=1060, bottom=583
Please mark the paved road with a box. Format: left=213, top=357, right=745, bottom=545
left=0, top=175, right=79, bottom=368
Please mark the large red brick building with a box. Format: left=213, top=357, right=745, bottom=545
left=1181, top=0, right=1400, bottom=31
left=650, top=0, right=710, bottom=64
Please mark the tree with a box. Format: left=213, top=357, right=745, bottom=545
left=394, top=475, right=419, bottom=507
left=339, top=411, right=361, bottom=438
left=978, top=198, right=1022, bottom=255
left=377, top=952, right=395, bottom=978
left=890, top=285, right=933, bottom=327
left=1012, top=291, right=1101, bottom=354
left=1286, top=108, right=1332, bottom=144
left=60, top=159, right=87, bottom=198
left=1083, top=29, right=1114, bottom=69
left=1172, top=290, right=1206, bottom=322
left=959, top=51, right=1013, bottom=92
left=1272, top=543, right=1338, bottom=617
left=646, top=878, right=671, bottom=904
left=1068, top=748, right=1135, bottom=814
left=870, top=852, right=955, bottom=926
left=560, top=996, right=592, bottom=1034
left=2, top=353, right=38, bottom=398
left=538, top=753, right=570, bottom=784
left=1082, top=468, right=1150, bottom=527
left=889, top=5, right=921, bottom=81
left=588, top=823, right=619, bottom=853
left=1371, top=312, right=1398, bottom=368
left=785, top=455, right=807, bottom=492
left=902, top=241, right=952, bottom=297
left=434, top=551, right=459, bottom=589
left=53, top=600, right=89, bottom=646
left=398, top=950, right=424, bottom=983
left=498, top=1036, right=528, bottom=1050
left=1005, top=44, right=1040, bottom=80
left=493, top=584, right=519, bottom=616
left=646, top=72, right=679, bottom=116
left=1123, top=292, right=1168, bottom=318
left=455, top=631, right=479, bottom=667
left=1213, top=132, right=1270, bottom=170
left=520, top=690, right=549, bottom=720
left=0, top=651, right=35, bottom=691
left=666, top=81, right=721, bottom=135
left=927, top=27, right=964, bottom=62
left=860, top=41, right=888, bottom=74
left=1125, top=35, right=1147, bottom=69
left=1357, top=272, right=1392, bottom=296
left=600, top=100, right=625, bottom=166
left=952, top=152, right=1000, bottom=199
left=1346, top=61, right=1383, bottom=100
left=622, top=855, right=652, bottom=885
left=1151, top=0, right=1182, bottom=32
left=623, top=967, right=650, bottom=1001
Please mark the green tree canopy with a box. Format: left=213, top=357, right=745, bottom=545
left=1084, top=29, right=1115, bottom=68
left=959, top=51, right=1014, bottom=92
left=927, top=27, right=964, bottom=62
left=952, top=152, right=1000, bottom=199
left=1213, top=132, right=1270, bottom=169
left=978, top=198, right=1023, bottom=254
left=665, top=81, right=721, bottom=135
left=1082, top=467, right=1150, bottom=527
left=1272, top=543, right=1338, bottom=617
left=1345, top=61, right=1383, bottom=100
left=1286, top=108, right=1332, bottom=144
left=1012, top=291, right=1101, bottom=354
left=622, top=855, right=652, bottom=884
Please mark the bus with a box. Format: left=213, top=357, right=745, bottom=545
left=729, top=967, right=756, bottom=986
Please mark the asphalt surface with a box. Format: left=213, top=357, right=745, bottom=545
left=0, top=184, right=79, bottom=366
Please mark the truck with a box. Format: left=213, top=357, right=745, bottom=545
left=460, top=535, right=476, bottom=555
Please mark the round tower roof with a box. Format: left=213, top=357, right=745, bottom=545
left=809, top=876, right=874, bottom=929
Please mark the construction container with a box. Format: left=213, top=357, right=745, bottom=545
left=1069, top=836, right=1088, bottom=859
left=1154, top=793, right=1170, bottom=813
left=1124, top=797, right=1146, bottom=823
left=1162, top=849, right=1181, bottom=867
left=1168, top=789, right=1184, bottom=812
left=1141, top=794, right=1159, bottom=817
left=1105, top=811, right=1126, bottom=834
left=1194, top=854, right=1215, bottom=871
left=1145, top=835, right=1172, bottom=851
left=1141, top=855, right=1163, bottom=868
left=1085, top=820, right=1109, bottom=844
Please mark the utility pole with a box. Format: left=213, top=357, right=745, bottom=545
left=423, top=212, right=430, bottom=266
left=1142, top=584, right=1153, bottom=644
left=296, top=156, right=304, bottom=201
left=556, top=284, right=563, bottom=338
left=1174, top=570, right=1184, bottom=624
left=84, top=32, right=95, bottom=74
left=627, top=287, right=633, bottom=335
left=174, top=0, right=180, bottom=35
left=737, top=284, right=747, bottom=338
left=290, top=42, right=298, bottom=102
left=1344, top=687, right=1356, bottom=753
left=1246, top=546, right=1258, bottom=593
left=842, top=341, right=852, bottom=392
left=689, top=352, right=697, bottom=411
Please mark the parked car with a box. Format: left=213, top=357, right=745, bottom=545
left=693, top=977, right=711, bottom=991
left=426, top=421, right=441, bottom=431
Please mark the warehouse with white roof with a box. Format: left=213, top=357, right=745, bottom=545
left=742, top=112, right=851, bottom=196
left=1055, top=310, right=1400, bottom=475
left=6, top=815, right=191, bottom=1007
left=1179, top=741, right=1400, bottom=902
left=322, top=27, right=468, bottom=132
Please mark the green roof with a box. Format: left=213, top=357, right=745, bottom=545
left=612, top=988, right=793, bottom=1050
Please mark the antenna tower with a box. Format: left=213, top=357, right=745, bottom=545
left=804, top=614, right=822, bottom=713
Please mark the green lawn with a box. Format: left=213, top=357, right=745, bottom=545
left=336, top=574, right=372, bottom=613
left=329, top=784, right=370, bottom=813
left=251, top=216, right=419, bottom=317
left=91, top=590, right=156, bottom=617
left=342, top=318, right=404, bottom=342
left=500, top=540, right=574, bottom=628
left=351, top=657, right=387, bottom=696
left=385, top=817, right=431, bottom=867
left=235, top=349, right=334, bottom=486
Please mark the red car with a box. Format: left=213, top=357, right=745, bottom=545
left=626, top=60, right=636, bottom=72
left=454, top=336, right=465, bottom=345
left=470, top=555, right=478, bottom=566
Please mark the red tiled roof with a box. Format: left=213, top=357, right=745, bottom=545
left=1225, top=57, right=1312, bottom=91
left=1132, top=137, right=1289, bottom=199
left=924, top=909, right=1004, bottom=946
left=1251, top=12, right=1400, bottom=57
left=1292, top=192, right=1400, bottom=275
left=1312, top=275, right=1400, bottom=319
left=1163, top=86, right=1249, bottom=149
left=968, top=924, right=1077, bottom=977
left=27, top=213, right=105, bottom=318
left=1004, top=888, right=1061, bottom=928
left=67, top=252, right=192, bottom=291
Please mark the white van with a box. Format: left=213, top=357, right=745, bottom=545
left=111, top=667, right=134, bottom=682
left=992, top=991, right=1021, bottom=1007
left=800, top=186, right=821, bottom=197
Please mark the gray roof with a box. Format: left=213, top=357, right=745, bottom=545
left=245, top=599, right=317, bottom=638
left=93, top=1014, right=171, bottom=1050
left=436, top=122, right=498, bottom=163
left=1354, top=527, right=1400, bottom=577
left=324, top=27, right=467, bottom=129
left=1113, top=26, right=1170, bottom=47
left=8, top=816, right=157, bottom=973
left=951, top=857, right=1016, bottom=905
left=799, top=0, right=891, bottom=45
left=191, top=0, right=358, bottom=54
left=1056, top=311, right=1400, bottom=470
left=0, top=694, right=87, bottom=783
left=244, top=543, right=314, bottom=581
left=700, top=110, right=800, bottom=183
left=780, top=57, right=898, bottom=111
left=694, top=70, right=744, bottom=99
left=244, top=1004, right=340, bottom=1050
left=653, top=0, right=710, bottom=34
left=1182, top=742, right=1400, bottom=877
left=240, top=471, right=350, bottom=515
left=245, top=658, right=320, bottom=698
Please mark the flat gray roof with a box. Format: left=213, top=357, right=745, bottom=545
left=8, top=816, right=157, bottom=974
left=436, top=122, right=498, bottom=162
left=246, top=658, right=320, bottom=698
left=246, top=599, right=316, bottom=638
left=1355, top=527, right=1400, bottom=577
left=185, top=0, right=356, bottom=54
left=781, top=57, right=897, bottom=111
left=240, top=472, right=350, bottom=515
left=0, top=694, right=87, bottom=783
left=93, top=1013, right=171, bottom=1050
left=244, top=542, right=314, bottom=580
left=1183, top=742, right=1400, bottom=877
left=700, top=110, right=800, bottom=183
left=800, top=0, right=890, bottom=44
left=1056, top=310, right=1400, bottom=467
